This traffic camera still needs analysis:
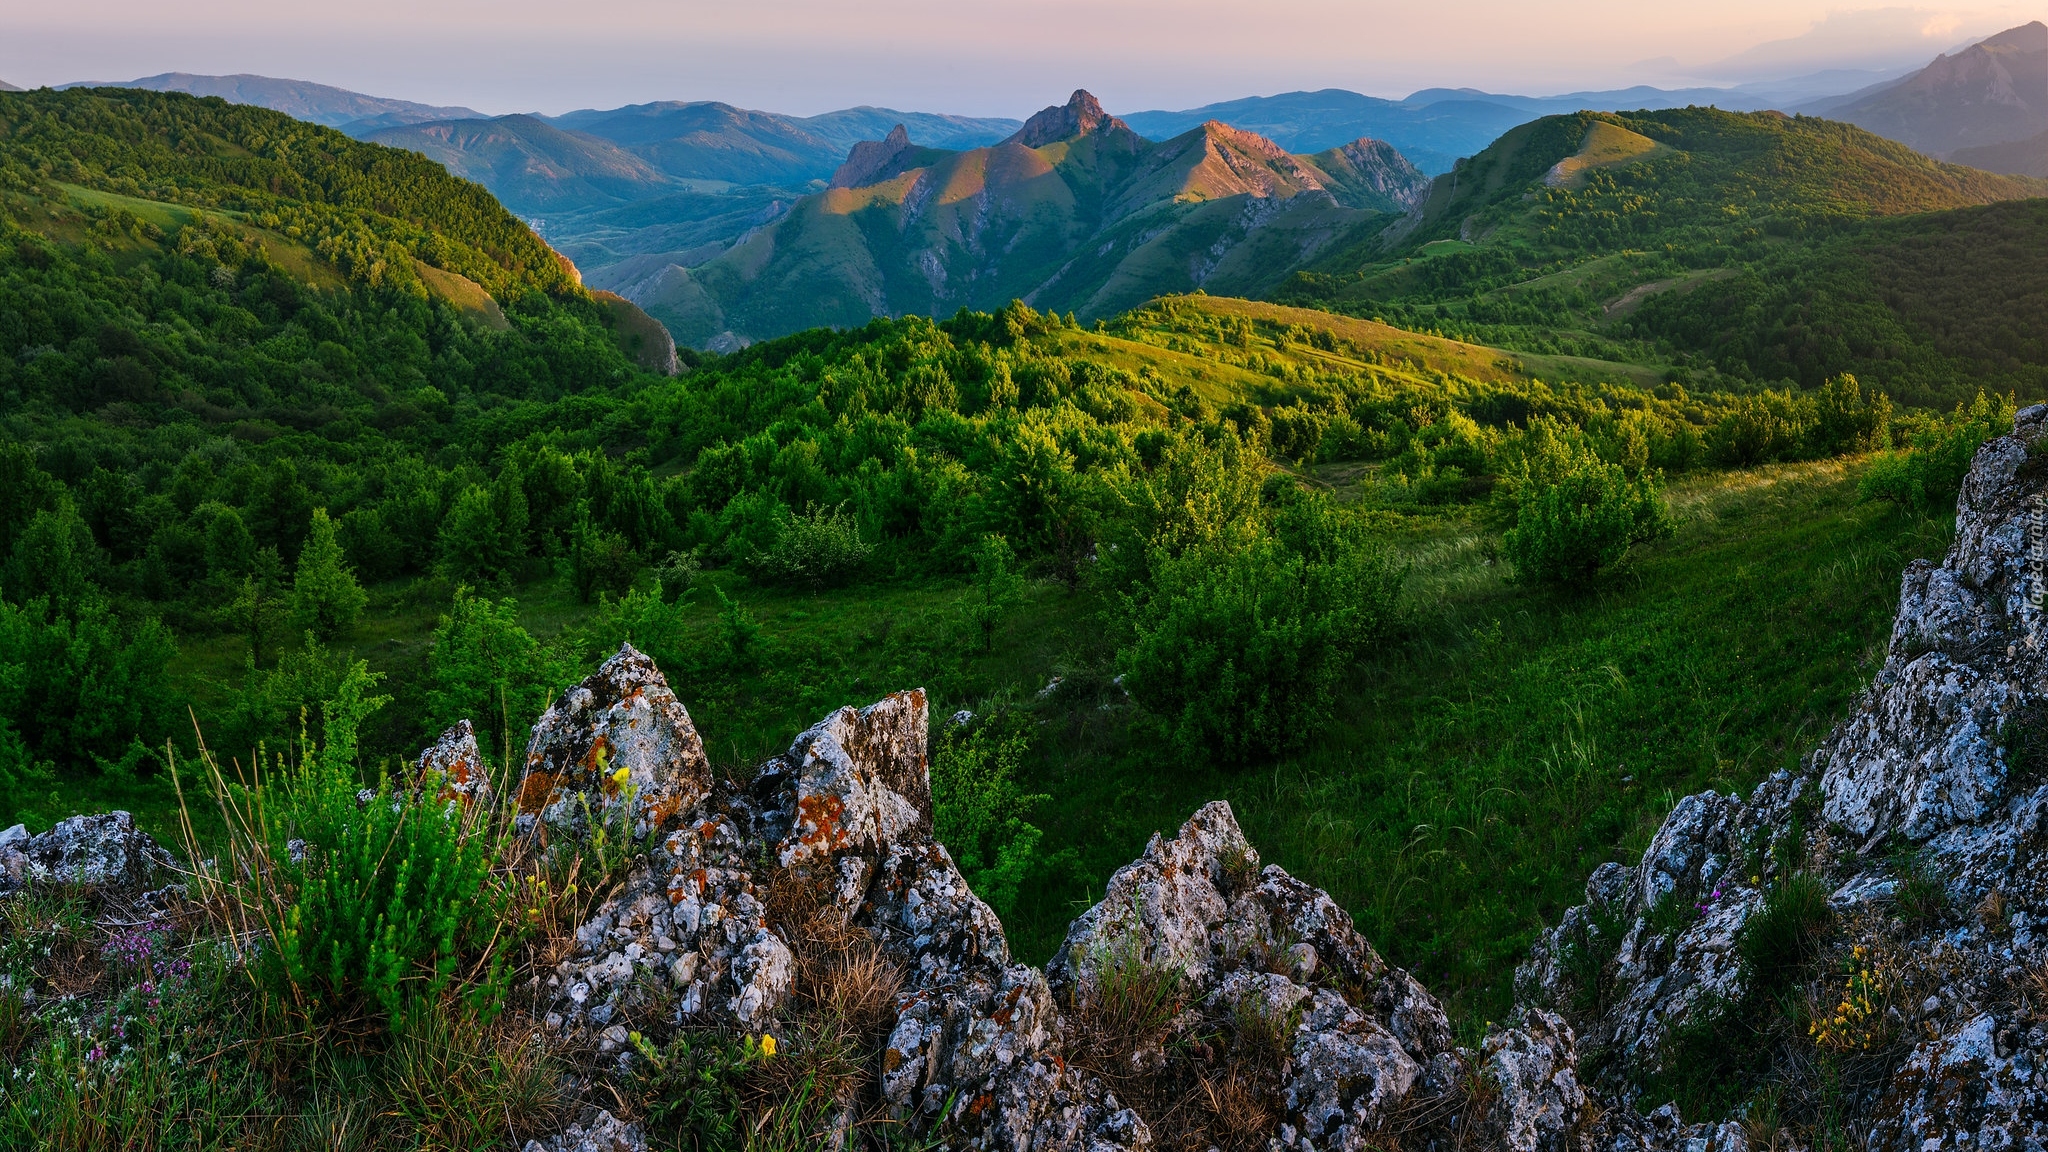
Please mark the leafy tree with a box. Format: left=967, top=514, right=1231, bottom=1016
left=0, top=593, right=176, bottom=772
left=226, top=550, right=289, bottom=667
left=3, top=503, right=98, bottom=613
left=439, top=474, right=530, bottom=588
left=288, top=509, right=368, bottom=641
left=965, top=534, right=1024, bottom=652
left=567, top=514, right=638, bottom=603
left=426, top=588, right=572, bottom=764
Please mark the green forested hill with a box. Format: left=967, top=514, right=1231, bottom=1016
left=1279, top=107, right=2048, bottom=405
left=1627, top=198, right=2048, bottom=406
left=0, top=87, right=581, bottom=296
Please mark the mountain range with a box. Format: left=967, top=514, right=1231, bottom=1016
left=605, top=91, right=1430, bottom=349
left=1803, top=22, right=2048, bottom=167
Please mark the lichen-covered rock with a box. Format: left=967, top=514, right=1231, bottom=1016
left=514, top=644, right=711, bottom=841
left=520, top=1108, right=646, bottom=1152
left=416, top=719, right=492, bottom=808
left=1512, top=406, right=2048, bottom=1147
left=0, top=811, right=178, bottom=895
left=1484, top=1009, right=1587, bottom=1152
left=1050, top=802, right=1458, bottom=1149
left=776, top=688, right=932, bottom=873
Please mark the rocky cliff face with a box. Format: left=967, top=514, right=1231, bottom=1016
left=1523, top=403, right=2048, bottom=1150
left=24, top=409, right=2048, bottom=1149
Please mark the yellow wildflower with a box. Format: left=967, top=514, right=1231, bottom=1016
left=761, top=1034, right=777, bottom=1057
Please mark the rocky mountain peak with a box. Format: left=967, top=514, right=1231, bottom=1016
left=1977, top=19, right=2048, bottom=54
left=1004, top=88, right=1130, bottom=148
left=829, top=122, right=916, bottom=189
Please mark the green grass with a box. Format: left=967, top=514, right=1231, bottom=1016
left=19, top=455, right=1939, bottom=1033
left=1007, top=456, right=1946, bottom=1023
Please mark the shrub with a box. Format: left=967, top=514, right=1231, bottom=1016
left=246, top=662, right=512, bottom=1031
left=628, top=1031, right=766, bottom=1150
left=749, top=504, right=873, bottom=589
left=1736, top=873, right=1834, bottom=986
left=931, top=718, right=1051, bottom=916
left=1500, top=450, right=1669, bottom=586
left=1860, top=391, right=2013, bottom=512
left=1118, top=532, right=1401, bottom=762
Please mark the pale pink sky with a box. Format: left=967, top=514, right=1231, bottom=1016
left=2, top=2, right=2035, bottom=115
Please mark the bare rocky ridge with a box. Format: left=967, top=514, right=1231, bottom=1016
left=831, top=124, right=917, bottom=189
left=22, top=408, right=2048, bottom=1146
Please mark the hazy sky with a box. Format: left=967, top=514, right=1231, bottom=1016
left=2, top=2, right=2037, bottom=116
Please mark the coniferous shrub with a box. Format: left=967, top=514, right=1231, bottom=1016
left=259, top=663, right=512, bottom=1032
left=286, top=509, right=366, bottom=641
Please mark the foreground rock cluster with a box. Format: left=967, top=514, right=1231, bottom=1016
left=24, top=408, right=2048, bottom=1149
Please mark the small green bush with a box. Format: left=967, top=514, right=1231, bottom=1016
left=1859, top=391, right=2013, bottom=512
left=260, top=662, right=512, bottom=1031
left=1118, top=530, right=1401, bottom=762
left=1500, top=452, right=1669, bottom=587
left=628, top=1030, right=767, bottom=1151
left=748, top=504, right=873, bottom=589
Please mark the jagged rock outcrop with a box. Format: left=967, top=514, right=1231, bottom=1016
left=0, top=811, right=178, bottom=896
left=514, top=643, right=712, bottom=841
left=1002, top=89, right=1139, bottom=150
left=1519, top=403, right=2048, bottom=1150
left=831, top=123, right=915, bottom=189
left=520, top=655, right=1472, bottom=1149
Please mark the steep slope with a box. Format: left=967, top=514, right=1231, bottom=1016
left=0, top=80, right=20, bottom=94
left=66, top=72, right=482, bottom=135
left=365, top=115, right=677, bottom=213
left=623, top=91, right=1416, bottom=348
left=1299, top=138, right=1431, bottom=211
left=1950, top=124, right=2048, bottom=175
left=1826, top=21, right=2048, bottom=155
